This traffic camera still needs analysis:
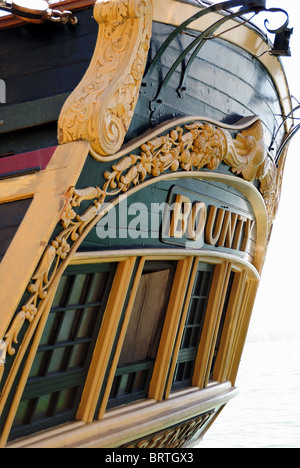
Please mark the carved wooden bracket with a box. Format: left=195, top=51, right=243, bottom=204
left=58, top=0, right=153, bottom=156
left=0, top=117, right=277, bottom=369
left=0, top=117, right=283, bottom=442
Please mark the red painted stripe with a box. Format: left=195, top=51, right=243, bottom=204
left=0, top=146, right=57, bottom=176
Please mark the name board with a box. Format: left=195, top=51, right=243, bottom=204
left=161, top=186, right=255, bottom=254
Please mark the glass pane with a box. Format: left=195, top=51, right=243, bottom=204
left=29, top=351, right=45, bottom=378
left=87, top=272, right=109, bottom=303
left=68, top=343, right=88, bottom=369
left=13, top=400, right=29, bottom=427
left=187, top=298, right=198, bottom=324
left=68, top=274, right=87, bottom=304
left=193, top=270, right=204, bottom=295
left=56, top=387, right=77, bottom=413
left=47, top=347, right=66, bottom=374
left=51, top=276, right=69, bottom=308
left=33, top=394, right=52, bottom=421
left=77, top=307, right=96, bottom=338
left=56, top=309, right=77, bottom=342
left=39, top=312, right=57, bottom=346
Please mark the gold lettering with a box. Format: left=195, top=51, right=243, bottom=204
left=218, top=211, right=238, bottom=248
left=232, top=215, right=247, bottom=250
left=241, top=218, right=255, bottom=251
left=169, top=194, right=192, bottom=238
left=205, top=206, right=225, bottom=245
left=166, top=193, right=255, bottom=255
left=187, top=202, right=207, bottom=241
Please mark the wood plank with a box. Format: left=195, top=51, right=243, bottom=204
left=139, top=21, right=284, bottom=149
left=118, top=268, right=175, bottom=365
left=0, top=146, right=56, bottom=176
left=0, top=94, right=69, bottom=134
left=0, top=8, right=97, bottom=105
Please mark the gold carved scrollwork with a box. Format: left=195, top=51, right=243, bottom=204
left=1, top=187, right=101, bottom=369
left=101, top=120, right=278, bottom=228
left=0, top=118, right=277, bottom=387
left=58, top=0, right=153, bottom=156
left=123, top=411, right=214, bottom=448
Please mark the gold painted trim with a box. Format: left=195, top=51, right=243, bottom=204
left=7, top=382, right=237, bottom=448
left=164, top=257, right=200, bottom=398
left=213, top=270, right=248, bottom=383
left=77, top=257, right=137, bottom=422
left=148, top=256, right=194, bottom=401
left=58, top=0, right=153, bottom=156
left=192, top=262, right=231, bottom=388
left=71, top=249, right=261, bottom=281
left=97, top=256, right=146, bottom=420
left=90, top=115, right=261, bottom=162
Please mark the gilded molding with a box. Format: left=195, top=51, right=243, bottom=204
left=0, top=187, right=101, bottom=376
left=123, top=411, right=214, bottom=448
left=0, top=117, right=276, bottom=430
left=58, top=0, right=153, bottom=156
left=102, top=119, right=277, bottom=229
left=0, top=118, right=276, bottom=378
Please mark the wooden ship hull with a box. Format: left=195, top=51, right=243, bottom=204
left=0, top=0, right=295, bottom=448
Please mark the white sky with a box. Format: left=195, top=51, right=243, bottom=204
left=248, top=0, right=300, bottom=340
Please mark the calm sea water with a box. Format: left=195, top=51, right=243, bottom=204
left=198, top=339, right=300, bottom=448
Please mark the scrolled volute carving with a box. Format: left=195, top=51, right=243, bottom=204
left=0, top=118, right=278, bottom=385
left=225, top=120, right=267, bottom=182
left=58, top=0, right=153, bottom=156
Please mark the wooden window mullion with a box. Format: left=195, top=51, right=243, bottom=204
left=192, top=262, right=232, bottom=389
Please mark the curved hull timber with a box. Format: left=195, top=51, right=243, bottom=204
left=0, top=0, right=294, bottom=448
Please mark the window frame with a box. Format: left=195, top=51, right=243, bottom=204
left=9, top=262, right=118, bottom=440
left=106, top=259, right=178, bottom=409
left=6, top=250, right=259, bottom=444
left=169, top=262, right=215, bottom=392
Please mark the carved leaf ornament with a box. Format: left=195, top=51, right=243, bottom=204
left=1, top=118, right=279, bottom=382
left=0, top=0, right=281, bottom=397
left=58, top=0, right=153, bottom=156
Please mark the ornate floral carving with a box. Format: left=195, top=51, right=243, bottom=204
left=225, top=120, right=267, bottom=182
left=58, top=0, right=153, bottom=156
left=0, top=118, right=277, bottom=383
left=1, top=187, right=101, bottom=365
left=123, top=411, right=214, bottom=448
left=100, top=120, right=277, bottom=228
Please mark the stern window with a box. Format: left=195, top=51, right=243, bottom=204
left=107, top=261, right=176, bottom=408
left=10, top=263, right=116, bottom=441
left=171, top=263, right=214, bottom=391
